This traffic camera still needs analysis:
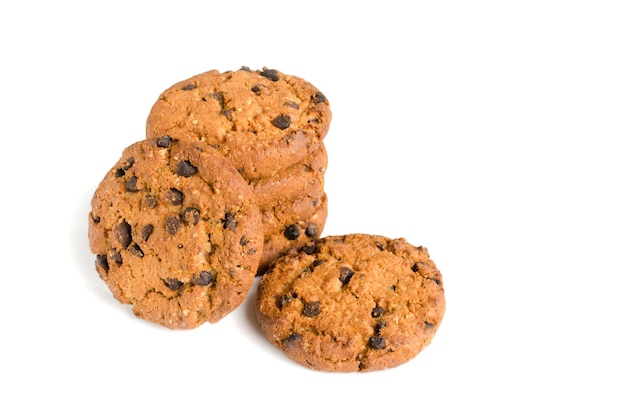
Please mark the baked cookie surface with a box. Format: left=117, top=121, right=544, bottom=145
left=88, top=137, right=263, bottom=329
left=256, top=234, right=445, bottom=372
left=146, top=67, right=331, bottom=180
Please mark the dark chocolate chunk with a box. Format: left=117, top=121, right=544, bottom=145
left=166, top=215, right=181, bottom=235
left=156, top=136, right=172, bottom=148
left=176, top=160, right=198, bottom=177
left=277, top=293, right=297, bottom=310
left=223, top=212, right=238, bottom=231
left=251, top=84, right=263, bottom=95
left=272, top=114, right=291, bottom=130
left=115, top=168, right=126, bottom=178
left=194, top=270, right=215, bottom=286
left=125, top=176, right=139, bottom=192
left=181, top=84, right=196, bottom=91
left=141, top=224, right=154, bottom=241
left=259, top=68, right=280, bottom=81
left=164, top=278, right=183, bottom=290
left=96, top=254, right=109, bottom=271
left=300, top=243, right=317, bottom=255
left=284, top=224, right=300, bottom=240
left=303, top=301, right=321, bottom=317
left=305, top=223, right=318, bottom=238
left=368, top=336, right=386, bottom=350
left=128, top=243, right=144, bottom=258
left=312, top=92, right=326, bottom=104
left=339, top=267, right=354, bottom=285
left=116, top=221, right=132, bottom=248
left=284, top=101, right=300, bottom=109
left=166, top=188, right=184, bottom=205
left=312, top=259, right=325, bottom=268
left=285, top=332, right=302, bottom=344
left=144, top=194, right=157, bottom=208
left=110, top=248, right=122, bottom=264
left=181, top=207, right=200, bottom=225
left=371, top=306, right=384, bottom=318
left=203, top=91, right=224, bottom=104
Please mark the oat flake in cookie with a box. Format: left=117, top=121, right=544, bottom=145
left=88, top=137, right=263, bottom=329
left=256, top=234, right=445, bottom=372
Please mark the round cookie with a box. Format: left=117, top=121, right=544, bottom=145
left=259, top=193, right=328, bottom=274
left=88, top=136, right=263, bottom=330
left=146, top=67, right=332, bottom=181
left=250, top=142, right=327, bottom=210
left=256, top=234, right=445, bottom=372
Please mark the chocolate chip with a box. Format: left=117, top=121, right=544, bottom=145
left=239, top=236, right=248, bottom=246
left=164, top=278, right=183, bottom=290
left=371, top=306, right=384, bottom=318
left=272, top=114, right=291, bottom=130
left=259, top=67, right=279, bottom=81
left=110, top=249, right=122, bottom=264
left=285, top=332, right=302, bottom=344
left=300, top=243, right=317, bottom=255
left=115, top=168, right=126, bottom=178
left=194, top=270, right=215, bottom=286
left=425, top=321, right=435, bottom=330
left=91, top=214, right=101, bottom=224
left=374, top=320, right=386, bottom=333
left=221, top=108, right=234, bottom=118
left=116, top=221, right=132, bottom=248
left=96, top=255, right=109, bottom=271
left=166, top=188, right=184, bottom=205
left=303, top=301, right=321, bottom=317
left=176, top=160, right=198, bottom=177
left=284, top=101, right=300, bottom=109
left=144, top=195, right=157, bottom=208
left=125, top=176, right=139, bottom=192
left=312, top=259, right=325, bottom=268
left=166, top=215, right=181, bottom=235
left=312, top=92, right=326, bottom=104
left=141, top=224, right=154, bottom=241
left=368, top=336, right=386, bottom=350
left=339, top=267, right=354, bottom=285
left=181, top=207, right=200, bottom=225
left=223, top=212, right=237, bottom=231
left=277, top=293, right=297, bottom=310
left=181, top=84, right=196, bottom=91
left=284, top=224, right=300, bottom=240
left=305, top=223, right=318, bottom=238
left=251, top=84, right=263, bottom=95
left=128, top=243, right=144, bottom=257
left=203, top=91, right=224, bottom=104
left=156, top=136, right=172, bottom=148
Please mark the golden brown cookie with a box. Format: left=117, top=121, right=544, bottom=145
left=88, top=137, right=263, bottom=329
left=256, top=234, right=445, bottom=372
left=250, top=142, right=327, bottom=210
left=145, top=67, right=331, bottom=180
left=259, top=193, right=328, bottom=274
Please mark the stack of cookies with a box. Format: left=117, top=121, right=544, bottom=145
left=88, top=67, right=445, bottom=373
left=145, top=67, right=331, bottom=274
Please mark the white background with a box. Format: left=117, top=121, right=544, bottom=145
left=1, top=1, right=625, bottom=413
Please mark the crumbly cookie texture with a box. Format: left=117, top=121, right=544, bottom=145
left=146, top=67, right=332, bottom=180
left=256, top=234, right=445, bottom=372
left=259, top=193, right=328, bottom=274
left=88, top=137, right=263, bottom=329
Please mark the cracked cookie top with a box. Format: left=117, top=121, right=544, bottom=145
left=88, top=137, right=263, bottom=329
left=145, top=67, right=332, bottom=180
left=255, top=234, right=445, bottom=372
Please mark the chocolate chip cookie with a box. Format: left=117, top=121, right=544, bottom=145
left=256, top=234, right=445, bottom=372
left=88, top=136, right=263, bottom=329
left=145, top=67, right=331, bottom=181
